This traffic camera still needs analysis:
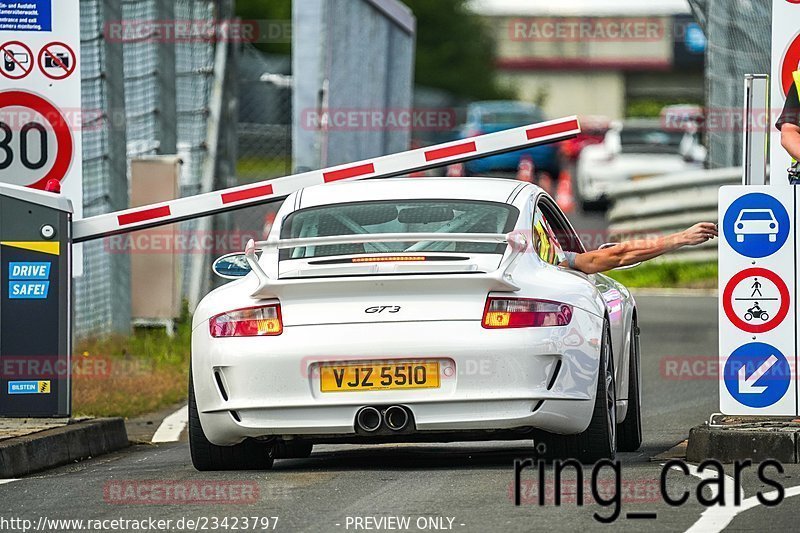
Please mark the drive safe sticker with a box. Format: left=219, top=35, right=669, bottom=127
left=9, top=261, right=51, bottom=279
left=8, top=380, right=51, bottom=395
left=7, top=261, right=51, bottom=299
left=9, top=280, right=50, bottom=298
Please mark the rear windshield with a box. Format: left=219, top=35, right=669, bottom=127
left=280, top=200, right=519, bottom=259
left=739, top=211, right=773, bottom=221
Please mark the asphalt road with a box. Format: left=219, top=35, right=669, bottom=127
left=4, top=294, right=800, bottom=533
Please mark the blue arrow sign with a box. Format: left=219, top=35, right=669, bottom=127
left=723, top=343, right=791, bottom=408
left=723, top=193, right=790, bottom=258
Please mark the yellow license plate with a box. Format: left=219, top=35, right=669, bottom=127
left=319, top=361, right=440, bottom=392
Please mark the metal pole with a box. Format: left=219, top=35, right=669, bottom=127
left=742, top=74, right=770, bottom=185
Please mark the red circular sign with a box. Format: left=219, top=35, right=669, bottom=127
left=781, top=32, right=800, bottom=98
left=37, top=41, right=77, bottom=81
left=0, top=41, right=34, bottom=80
left=0, top=90, right=73, bottom=190
left=723, top=268, right=790, bottom=334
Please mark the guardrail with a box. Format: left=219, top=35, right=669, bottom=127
left=606, top=167, right=741, bottom=263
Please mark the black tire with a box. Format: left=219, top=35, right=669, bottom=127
left=188, top=372, right=275, bottom=471
left=537, top=321, right=617, bottom=463
left=274, top=439, right=314, bottom=459
left=617, top=318, right=642, bottom=452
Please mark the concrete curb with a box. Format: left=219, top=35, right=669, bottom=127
left=687, top=425, right=798, bottom=463
left=0, top=418, right=129, bottom=478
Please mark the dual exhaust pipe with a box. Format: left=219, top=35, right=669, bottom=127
left=356, top=405, right=410, bottom=433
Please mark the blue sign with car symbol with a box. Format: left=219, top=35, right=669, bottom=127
left=723, top=193, right=790, bottom=258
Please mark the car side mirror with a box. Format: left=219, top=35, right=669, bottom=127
left=212, top=253, right=252, bottom=279
left=599, top=242, right=641, bottom=270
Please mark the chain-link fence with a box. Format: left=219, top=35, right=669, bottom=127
left=76, top=0, right=234, bottom=338
left=687, top=0, right=771, bottom=169
left=75, top=0, right=413, bottom=338
left=231, top=44, right=292, bottom=239
left=77, top=0, right=130, bottom=337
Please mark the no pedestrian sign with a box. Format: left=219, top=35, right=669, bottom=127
left=719, top=186, right=797, bottom=416
left=722, top=268, right=789, bottom=334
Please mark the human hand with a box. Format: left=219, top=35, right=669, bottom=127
left=681, top=222, right=719, bottom=246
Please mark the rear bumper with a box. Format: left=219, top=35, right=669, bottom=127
left=191, top=310, right=603, bottom=446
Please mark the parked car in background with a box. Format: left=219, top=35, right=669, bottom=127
left=460, top=101, right=562, bottom=178
left=576, top=119, right=706, bottom=210
left=561, top=116, right=611, bottom=163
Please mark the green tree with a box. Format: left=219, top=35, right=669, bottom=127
left=402, top=0, right=510, bottom=100
left=236, top=0, right=510, bottom=99
left=236, top=0, right=292, bottom=55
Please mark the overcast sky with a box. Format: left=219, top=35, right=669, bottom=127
left=469, top=0, right=691, bottom=17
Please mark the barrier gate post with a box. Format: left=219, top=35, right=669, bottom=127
left=0, top=183, right=72, bottom=417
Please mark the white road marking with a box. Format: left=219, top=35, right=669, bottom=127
left=151, top=405, right=188, bottom=443
left=674, top=462, right=800, bottom=533
left=0, top=479, right=19, bottom=485
left=685, top=486, right=800, bottom=533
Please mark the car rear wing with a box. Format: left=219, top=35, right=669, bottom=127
left=243, top=232, right=529, bottom=299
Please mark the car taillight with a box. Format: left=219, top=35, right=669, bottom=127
left=482, top=298, right=573, bottom=329
left=210, top=304, right=283, bottom=337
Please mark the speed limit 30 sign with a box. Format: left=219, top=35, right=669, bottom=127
left=0, top=90, right=73, bottom=189
left=0, top=0, right=83, bottom=272
left=0, top=1, right=82, bottom=205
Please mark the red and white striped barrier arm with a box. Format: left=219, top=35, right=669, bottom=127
left=72, top=116, right=580, bottom=242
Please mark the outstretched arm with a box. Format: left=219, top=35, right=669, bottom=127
left=562, top=223, right=718, bottom=275
left=781, top=124, right=800, bottom=162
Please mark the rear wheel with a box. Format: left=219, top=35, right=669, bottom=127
left=537, top=321, right=617, bottom=463
left=188, top=372, right=275, bottom=471
left=617, top=319, right=642, bottom=452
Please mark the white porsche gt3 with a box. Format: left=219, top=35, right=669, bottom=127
left=189, top=177, right=642, bottom=470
